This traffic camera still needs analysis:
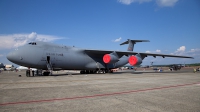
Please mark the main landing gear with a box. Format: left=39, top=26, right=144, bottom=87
left=43, top=71, right=51, bottom=76
left=80, top=69, right=113, bottom=74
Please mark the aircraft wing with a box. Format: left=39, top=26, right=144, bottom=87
left=84, top=49, right=193, bottom=59
left=138, top=52, right=194, bottom=59
left=84, top=49, right=137, bottom=57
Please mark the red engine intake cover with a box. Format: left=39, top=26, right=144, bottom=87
left=129, top=56, right=138, bottom=66
left=103, top=54, right=111, bottom=63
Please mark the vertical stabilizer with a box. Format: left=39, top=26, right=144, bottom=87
left=120, top=39, right=150, bottom=51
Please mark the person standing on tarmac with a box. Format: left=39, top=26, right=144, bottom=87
left=26, top=69, right=30, bottom=77
left=32, top=70, right=35, bottom=77
left=36, top=70, right=39, bottom=76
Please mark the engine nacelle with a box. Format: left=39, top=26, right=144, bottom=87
left=103, top=54, right=119, bottom=64
left=128, top=55, right=142, bottom=66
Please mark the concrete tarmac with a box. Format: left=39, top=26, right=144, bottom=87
left=0, top=68, right=200, bottom=112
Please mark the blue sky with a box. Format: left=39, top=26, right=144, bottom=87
left=0, top=0, right=200, bottom=66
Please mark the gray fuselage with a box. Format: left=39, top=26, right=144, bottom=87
left=7, top=42, right=128, bottom=70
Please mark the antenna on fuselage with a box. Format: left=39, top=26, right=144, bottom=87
left=120, top=39, right=150, bottom=51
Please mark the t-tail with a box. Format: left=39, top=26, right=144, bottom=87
left=120, top=39, right=150, bottom=51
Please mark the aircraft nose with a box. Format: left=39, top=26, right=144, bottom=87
left=7, top=52, right=14, bottom=62
left=7, top=48, right=29, bottom=66
left=7, top=51, right=20, bottom=63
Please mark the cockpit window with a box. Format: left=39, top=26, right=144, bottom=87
left=28, top=42, right=37, bottom=45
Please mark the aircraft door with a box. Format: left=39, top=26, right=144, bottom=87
left=47, top=56, right=56, bottom=66
left=46, top=56, right=55, bottom=71
left=47, top=56, right=50, bottom=64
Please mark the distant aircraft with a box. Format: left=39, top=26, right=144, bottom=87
left=7, top=39, right=193, bottom=75
left=0, top=63, right=5, bottom=70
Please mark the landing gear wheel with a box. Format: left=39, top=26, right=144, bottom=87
left=80, top=70, right=85, bottom=74
left=43, top=72, right=50, bottom=76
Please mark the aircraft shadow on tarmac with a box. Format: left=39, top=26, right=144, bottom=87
left=24, top=73, right=88, bottom=77
left=112, top=70, right=194, bottom=74
left=27, top=69, right=194, bottom=77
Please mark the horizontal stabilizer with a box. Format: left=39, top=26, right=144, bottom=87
left=120, top=39, right=150, bottom=51
left=120, top=39, right=150, bottom=45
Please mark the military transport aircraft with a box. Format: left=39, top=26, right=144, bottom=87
left=7, top=39, right=193, bottom=75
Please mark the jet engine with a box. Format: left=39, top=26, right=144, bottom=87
left=128, top=55, right=142, bottom=66
left=103, top=54, right=119, bottom=64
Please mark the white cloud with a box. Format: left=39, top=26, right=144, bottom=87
left=156, top=49, right=161, bottom=53
left=177, top=46, right=186, bottom=52
left=145, top=50, right=151, bottom=53
left=118, top=0, right=152, bottom=5
left=143, top=47, right=200, bottom=65
left=114, top=37, right=122, bottom=42
left=0, top=32, right=63, bottom=49
left=188, top=48, right=200, bottom=57
left=175, top=46, right=186, bottom=54
left=189, top=48, right=200, bottom=53
left=173, top=46, right=200, bottom=58
left=174, top=46, right=186, bottom=55
left=118, top=0, right=179, bottom=7
left=0, top=54, right=3, bottom=57
left=156, top=0, right=179, bottom=7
